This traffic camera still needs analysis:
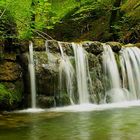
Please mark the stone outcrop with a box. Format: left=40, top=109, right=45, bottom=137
left=106, top=42, right=122, bottom=52
left=0, top=61, right=21, bottom=81
left=0, top=50, right=23, bottom=110
left=1, top=37, right=140, bottom=110
left=82, top=41, right=104, bottom=55
left=21, top=39, right=140, bottom=108
left=21, top=40, right=106, bottom=107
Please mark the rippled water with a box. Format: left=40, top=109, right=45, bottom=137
left=1, top=105, right=140, bottom=140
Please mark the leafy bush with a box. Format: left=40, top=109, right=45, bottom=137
left=0, top=83, right=22, bottom=110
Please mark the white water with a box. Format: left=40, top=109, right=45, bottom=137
left=48, top=100, right=140, bottom=112
left=17, top=108, right=44, bottom=113
left=28, top=40, right=140, bottom=111
left=28, top=41, right=36, bottom=108
left=58, top=42, right=75, bottom=104
left=120, top=47, right=140, bottom=99
left=72, top=43, right=90, bottom=104
left=102, top=44, right=128, bottom=102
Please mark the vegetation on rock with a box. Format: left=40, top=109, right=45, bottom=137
left=0, top=83, right=22, bottom=110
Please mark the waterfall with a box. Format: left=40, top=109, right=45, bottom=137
left=58, top=42, right=91, bottom=104
left=120, top=47, right=140, bottom=100
left=58, top=42, right=75, bottom=104
left=28, top=41, right=36, bottom=108
left=27, top=40, right=140, bottom=109
left=102, top=44, right=128, bottom=103
left=72, top=43, right=90, bottom=104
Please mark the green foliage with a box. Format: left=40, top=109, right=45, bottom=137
left=32, top=0, right=52, bottom=30
left=0, top=0, right=52, bottom=39
left=121, top=0, right=140, bottom=21
left=0, top=6, right=16, bottom=40
left=0, top=83, right=22, bottom=108
left=0, top=0, right=139, bottom=42
left=110, top=0, right=140, bottom=43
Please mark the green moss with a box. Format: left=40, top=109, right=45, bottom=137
left=115, top=53, right=121, bottom=74
left=0, top=83, right=22, bottom=110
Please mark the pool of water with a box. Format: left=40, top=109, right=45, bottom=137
left=0, top=105, right=140, bottom=140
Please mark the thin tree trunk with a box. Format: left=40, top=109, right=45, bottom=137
left=109, top=0, right=122, bottom=39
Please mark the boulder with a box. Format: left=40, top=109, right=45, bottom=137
left=106, top=42, right=122, bottom=52
left=34, top=51, right=60, bottom=96
left=82, top=41, right=103, bottom=55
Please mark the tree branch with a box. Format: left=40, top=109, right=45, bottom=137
left=0, top=9, right=6, bottom=19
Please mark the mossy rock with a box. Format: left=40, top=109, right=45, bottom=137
left=37, top=95, right=55, bottom=108
left=0, top=62, right=21, bottom=81
left=59, top=42, right=74, bottom=56
left=3, top=53, right=16, bottom=61
left=82, top=41, right=103, bottom=55
left=123, top=43, right=135, bottom=48
left=106, top=42, right=122, bottom=52
left=58, top=94, right=71, bottom=106
left=33, top=38, right=46, bottom=51
left=135, top=43, right=140, bottom=48
left=0, top=82, right=23, bottom=110
left=47, top=40, right=60, bottom=53
left=19, top=40, right=29, bottom=52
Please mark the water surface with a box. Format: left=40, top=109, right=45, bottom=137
left=0, top=106, right=140, bottom=140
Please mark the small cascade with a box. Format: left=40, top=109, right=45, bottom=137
left=27, top=40, right=140, bottom=108
left=72, top=43, right=90, bottom=104
left=102, top=44, right=128, bottom=102
left=28, top=41, right=36, bottom=108
left=58, top=42, right=75, bottom=104
left=120, top=47, right=140, bottom=99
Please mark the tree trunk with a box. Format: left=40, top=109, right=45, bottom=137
left=109, top=0, right=122, bottom=40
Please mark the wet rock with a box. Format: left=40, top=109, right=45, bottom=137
left=0, top=62, right=22, bottom=81
left=59, top=42, right=74, bottom=56
left=106, top=42, right=122, bottom=52
left=3, top=53, right=16, bottom=61
left=37, top=95, right=55, bottom=108
left=135, top=43, right=140, bottom=48
left=82, top=41, right=103, bottom=55
left=34, top=52, right=60, bottom=96
left=19, top=53, right=29, bottom=69
left=19, top=40, right=29, bottom=53
left=123, top=43, right=134, bottom=48
left=47, top=40, right=60, bottom=53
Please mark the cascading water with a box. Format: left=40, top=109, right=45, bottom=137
left=58, top=42, right=91, bottom=104
left=72, top=43, right=91, bottom=104
left=58, top=42, right=75, bottom=104
left=120, top=47, right=140, bottom=100
left=102, top=44, right=128, bottom=103
left=27, top=39, right=140, bottom=111
left=28, top=41, right=36, bottom=108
